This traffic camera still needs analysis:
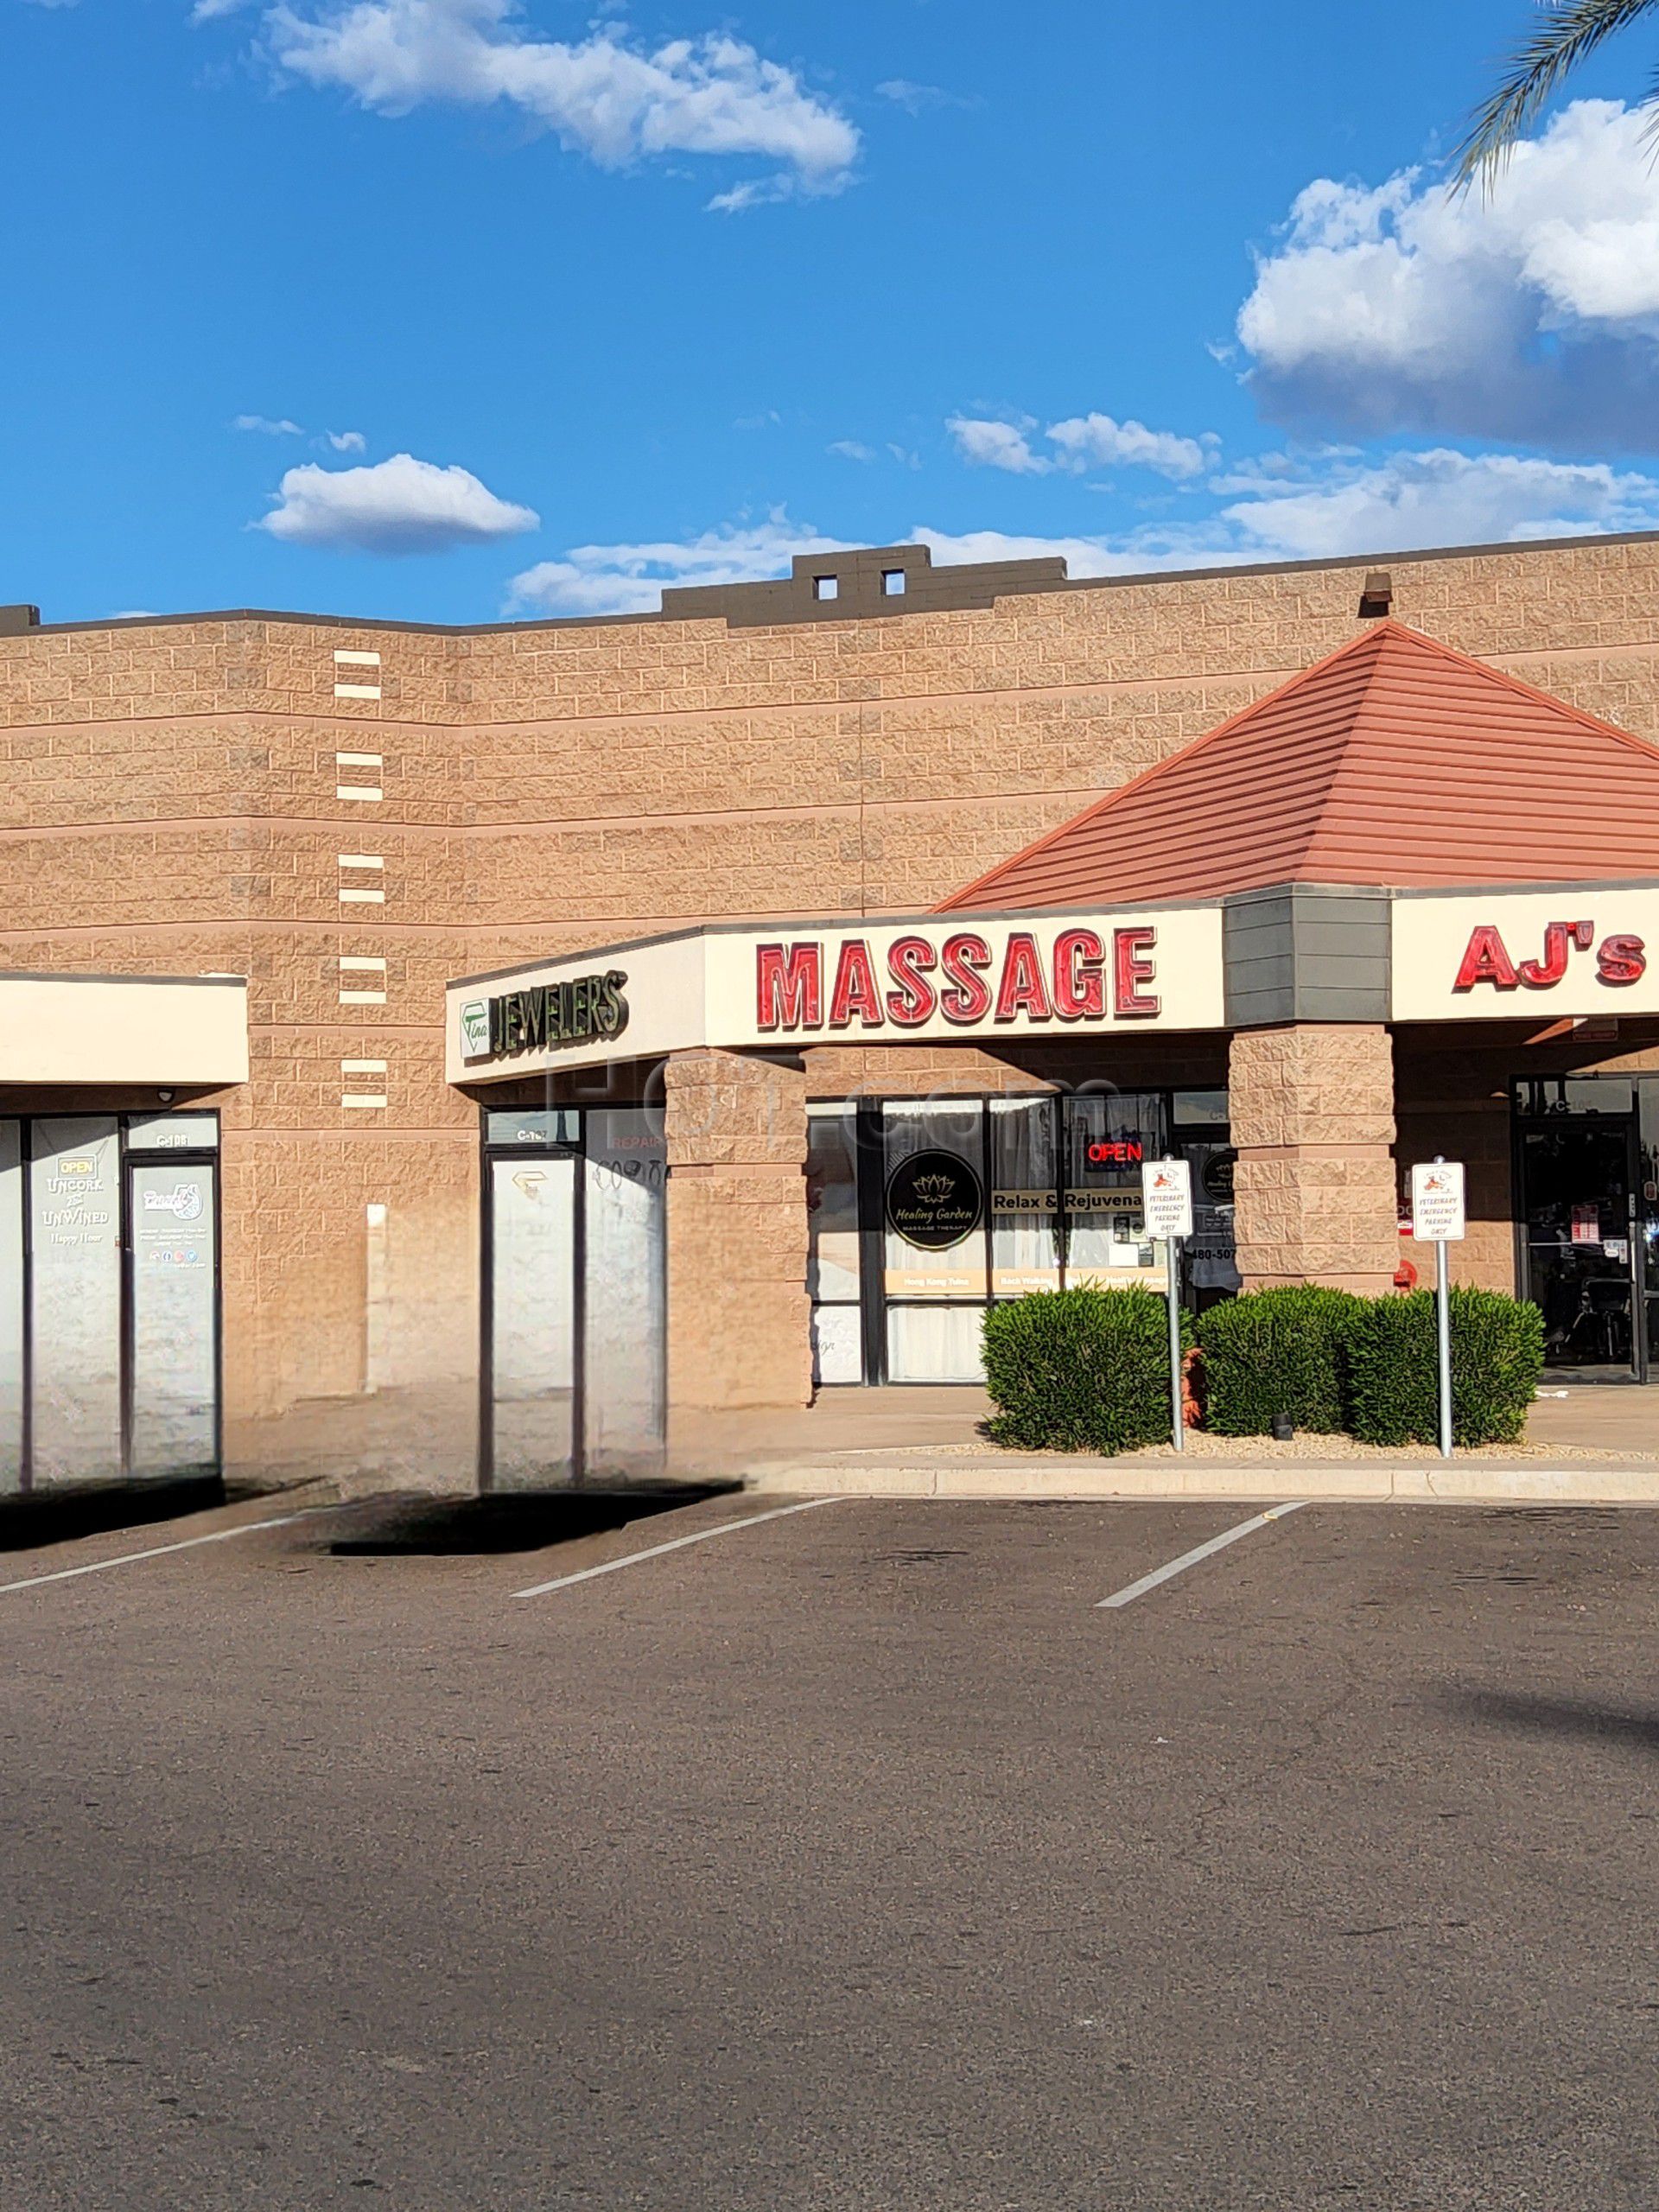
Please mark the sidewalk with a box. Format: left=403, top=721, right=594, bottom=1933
left=734, top=1383, right=1659, bottom=1505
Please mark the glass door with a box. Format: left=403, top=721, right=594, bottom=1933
left=1518, top=1116, right=1643, bottom=1377
left=880, top=1101, right=990, bottom=1382
left=486, top=1149, right=579, bottom=1489
left=29, top=1117, right=124, bottom=1488
left=582, top=1109, right=666, bottom=1482
left=0, top=1123, right=21, bottom=1495
left=127, top=1156, right=220, bottom=1482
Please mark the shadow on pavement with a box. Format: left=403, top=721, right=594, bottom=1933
left=327, top=1484, right=741, bottom=1558
left=1449, top=1688, right=1659, bottom=1753
left=0, top=1478, right=226, bottom=1554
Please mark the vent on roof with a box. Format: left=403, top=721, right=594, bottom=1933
left=1357, top=571, right=1393, bottom=620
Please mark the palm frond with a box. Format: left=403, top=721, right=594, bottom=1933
left=1452, top=0, right=1659, bottom=189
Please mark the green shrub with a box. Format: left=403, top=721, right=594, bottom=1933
left=982, top=1287, right=1191, bottom=1455
left=1347, top=1287, right=1543, bottom=1447
left=1194, top=1286, right=1363, bottom=1436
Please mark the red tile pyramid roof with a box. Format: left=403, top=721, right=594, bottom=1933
left=938, top=620, right=1659, bottom=910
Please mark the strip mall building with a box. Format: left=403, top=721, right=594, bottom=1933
left=8, top=531, right=1659, bottom=1497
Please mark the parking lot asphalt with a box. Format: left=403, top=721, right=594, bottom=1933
left=0, top=1487, right=1655, bottom=2212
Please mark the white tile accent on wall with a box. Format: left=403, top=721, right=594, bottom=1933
left=335, top=753, right=383, bottom=767
left=336, top=785, right=384, bottom=802
left=338, top=953, right=387, bottom=1007
left=334, top=683, right=383, bottom=701
left=340, top=1093, right=389, bottom=1110
left=338, top=849, right=387, bottom=902
left=334, top=651, right=382, bottom=666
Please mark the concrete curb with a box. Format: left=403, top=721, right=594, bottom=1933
left=746, top=1460, right=1659, bottom=1505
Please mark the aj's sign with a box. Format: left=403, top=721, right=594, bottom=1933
left=1392, top=888, right=1659, bottom=1021
left=1452, top=918, right=1646, bottom=993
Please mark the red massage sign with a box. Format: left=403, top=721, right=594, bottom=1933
left=1392, top=890, right=1659, bottom=1021
left=448, top=907, right=1228, bottom=1080
left=753, top=925, right=1163, bottom=1034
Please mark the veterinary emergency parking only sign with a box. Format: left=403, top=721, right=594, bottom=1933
left=1141, top=1160, right=1194, bottom=1452
left=1410, top=1160, right=1465, bottom=1460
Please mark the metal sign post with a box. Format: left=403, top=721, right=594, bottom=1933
left=1142, top=1160, right=1195, bottom=1452
left=1409, top=1158, right=1466, bottom=1461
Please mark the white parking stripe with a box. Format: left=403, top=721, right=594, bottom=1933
left=1096, top=1501, right=1309, bottom=1610
left=512, top=1497, right=842, bottom=1599
left=0, top=1509, right=345, bottom=1596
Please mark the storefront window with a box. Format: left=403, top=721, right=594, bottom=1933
left=807, top=1104, right=863, bottom=1384
left=812, top=1088, right=1230, bottom=1386
left=1172, top=1089, right=1230, bottom=1130
left=486, top=1109, right=581, bottom=1149
left=1064, top=1094, right=1167, bottom=1287
left=29, top=1117, right=123, bottom=1489
left=126, top=1113, right=219, bottom=1153
left=0, top=1122, right=20, bottom=1494
left=882, top=1102, right=988, bottom=1301
left=991, top=1100, right=1060, bottom=1295
left=886, top=1303, right=984, bottom=1384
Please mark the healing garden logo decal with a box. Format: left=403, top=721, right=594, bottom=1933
left=884, top=1149, right=985, bottom=1252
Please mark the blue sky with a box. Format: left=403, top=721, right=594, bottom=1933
left=7, top=0, right=1659, bottom=623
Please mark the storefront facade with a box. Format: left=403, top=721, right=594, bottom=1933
left=0, top=974, right=248, bottom=1495
left=11, top=536, right=1659, bottom=1494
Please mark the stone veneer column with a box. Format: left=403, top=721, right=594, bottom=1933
left=1229, top=1024, right=1400, bottom=1294
left=664, top=1049, right=812, bottom=1428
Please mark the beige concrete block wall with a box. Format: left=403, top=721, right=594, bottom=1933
left=1230, top=1025, right=1401, bottom=1293
left=664, top=1051, right=810, bottom=1446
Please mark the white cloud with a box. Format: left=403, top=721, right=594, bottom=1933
left=226, top=2, right=859, bottom=207
left=1238, top=99, right=1659, bottom=450
left=875, top=79, right=974, bottom=116
left=257, top=450, right=538, bottom=552
left=947, top=416, right=1052, bottom=474
left=930, top=448, right=1659, bottom=575
left=949, top=410, right=1217, bottom=480
left=828, top=439, right=876, bottom=462
left=1047, top=412, right=1217, bottom=481
left=234, top=412, right=304, bottom=435
left=506, top=511, right=855, bottom=615
left=502, top=449, right=1659, bottom=614
left=1211, top=447, right=1659, bottom=561
left=325, top=428, right=367, bottom=452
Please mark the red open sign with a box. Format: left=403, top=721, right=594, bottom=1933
left=1087, top=1140, right=1143, bottom=1166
